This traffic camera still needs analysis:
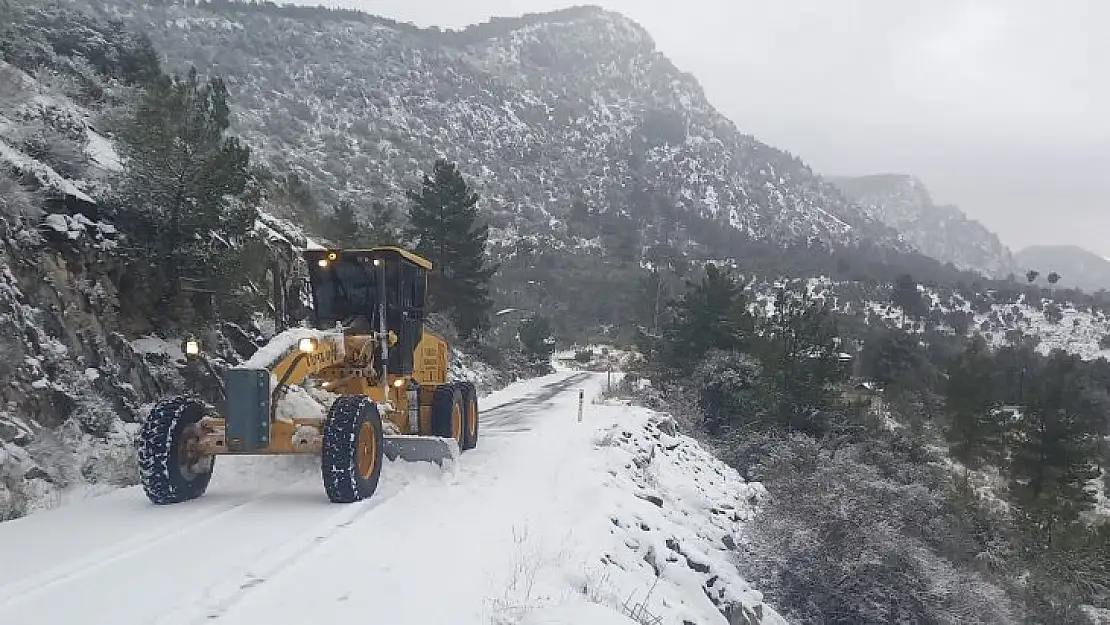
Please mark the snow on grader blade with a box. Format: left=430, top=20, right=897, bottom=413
left=137, top=247, right=480, bottom=506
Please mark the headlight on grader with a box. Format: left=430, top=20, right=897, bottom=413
left=392, top=378, right=406, bottom=388
left=183, top=339, right=201, bottom=358
left=299, top=337, right=319, bottom=353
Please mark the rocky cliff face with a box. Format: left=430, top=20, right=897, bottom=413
left=0, top=202, right=171, bottom=518
left=0, top=115, right=288, bottom=518
left=0, top=21, right=162, bottom=515
left=830, top=174, right=1015, bottom=277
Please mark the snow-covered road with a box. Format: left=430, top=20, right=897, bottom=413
left=0, top=370, right=784, bottom=625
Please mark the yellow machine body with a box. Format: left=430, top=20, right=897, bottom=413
left=139, top=246, right=478, bottom=505
left=192, top=330, right=452, bottom=456
left=185, top=247, right=475, bottom=464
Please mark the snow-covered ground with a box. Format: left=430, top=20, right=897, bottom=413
left=0, top=370, right=782, bottom=625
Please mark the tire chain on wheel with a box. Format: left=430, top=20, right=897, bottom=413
left=138, top=396, right=213, bottom=505
left=321, top=395, right=382, bottom=504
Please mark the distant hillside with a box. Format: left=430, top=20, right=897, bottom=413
left=68, top=1, right=936, bottom=304
left=1015, top=245, right=1110, bottom=293
left=829, top=174, right=1015, bottom=277
left=81, top=1, right=917, bottom=255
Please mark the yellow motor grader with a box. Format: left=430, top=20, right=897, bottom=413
left=137, top=246, right=479, bottom=505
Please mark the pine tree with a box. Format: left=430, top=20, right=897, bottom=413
left=517, top=314, right=555, bottom=374
left=404, top=159, right=497, bottom=340
left=892, top=273, right=927, bottom=323
left=1010, top=352, right=1101, bottom=540
left=656, top=263, right=754, bottom=375
left=115, top=66, right=254, bottom=327
left=944, top=335, right=1007, bottom=467
left=280, top=172, right=318, bottom=213
left=758, top=285, right=845, bottom=434
left=640, top=242, right=686, bottom=330
left=858, top=328, right=936, bottom=396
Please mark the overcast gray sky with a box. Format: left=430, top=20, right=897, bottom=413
left=304, top=0, right=1109, bottom=257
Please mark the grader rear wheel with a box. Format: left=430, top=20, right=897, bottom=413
left=322, top=395, right=384, bottom=503
left=457, top=381, right=479, bottom=451
left=431, top=385, right=465, bottom=449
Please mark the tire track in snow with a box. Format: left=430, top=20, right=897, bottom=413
left=481, top=372, right=591, bottom=430
left=152, top=470, right=409, bottom=625
left=0, top=494, right=268, bottom=608
left=478, top=372, right=591, bottom=416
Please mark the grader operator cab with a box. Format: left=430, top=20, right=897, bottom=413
left=137, top=246, right=479, bottom=505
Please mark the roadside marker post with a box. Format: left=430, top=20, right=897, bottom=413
left=578, top=389, right=584, bottom=422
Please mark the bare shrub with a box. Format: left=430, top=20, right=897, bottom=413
left=485, top=524, right=571, bottom=624
left=737, top=433, right=1021, bottom=624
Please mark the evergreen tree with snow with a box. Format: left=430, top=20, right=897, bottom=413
left=858, top=327, right=936, bottom=396
left=653, top=263, right=754, bottom=375
left=517, top=314, right=555, bottom=375
left=944, top=335, right=1007, bottom=467
left=320, top=200, right=399, bottom=248
left=404, top=159, right=496, bottom=341
left=115, top=66, right=255, bottom=327
left=1009, top=352, right=1100, bottom=541
left=891, top=273, right=928, bottom=324
left=757, top=284, right=846, bottom=434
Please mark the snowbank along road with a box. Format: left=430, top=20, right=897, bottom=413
left=0, top=370, right=784, bottom=625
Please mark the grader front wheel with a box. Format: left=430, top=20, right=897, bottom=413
left=321, top=396, right=384, bottom=504
left=138, top=396, right=215, bottom=505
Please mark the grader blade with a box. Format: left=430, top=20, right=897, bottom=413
left=382, top=435, right=460, bottom=466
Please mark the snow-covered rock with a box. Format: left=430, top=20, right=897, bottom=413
left=583, top=406, right=782, bottom=625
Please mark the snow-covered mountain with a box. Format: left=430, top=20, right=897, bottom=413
left=829, top=174, right=1015, bottom=277
left=79, top=1, right=908, bottom=261
left=1015, top=244, right=1110, bottom=294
